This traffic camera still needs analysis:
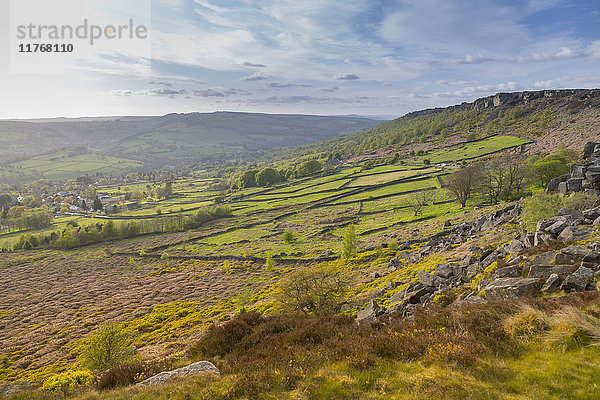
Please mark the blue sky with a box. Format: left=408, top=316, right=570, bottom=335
left=1, top=0, right=599, bottom=118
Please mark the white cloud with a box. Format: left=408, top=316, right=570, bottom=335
left=335, top=73, right=360, bottom=80
left=241, top=72, right=270, bottom=81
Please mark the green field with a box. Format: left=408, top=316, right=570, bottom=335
left=6, top=150, right=143, bottom=181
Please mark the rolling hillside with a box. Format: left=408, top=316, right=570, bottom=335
left=0, top=112, right=382, bottom=183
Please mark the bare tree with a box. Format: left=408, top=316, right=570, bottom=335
left=481, top=158, right=505, bottom=205
left=502, top=155, right=528, bottom=201
left=409, top=189, right=435, bottom=216
left=444, top=164, right=483, bottom=208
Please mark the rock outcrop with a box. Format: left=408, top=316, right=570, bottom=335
left=547, top=141, right=600, bottom=196
left=357, top=201, right=600, bottom=323
left=0, top=381, right=36, bottom=396
left=137, top=361, right=220, bottom=387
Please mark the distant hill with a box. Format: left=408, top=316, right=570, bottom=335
left=0, top=112, right=382, bottom=183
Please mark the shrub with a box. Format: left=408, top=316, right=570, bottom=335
left=188, top=312, right=264, bottom=358
left=545, top=306, right=600, bottom=352
left=522, top=192, right=562, bottom=233
left=504, top=305, right=548, bottom=341
left=282, top=230, right=296, bottom=244
left=277, top=264, right=351, bottom=315
left=341, top=224, right=357, bottom=259
left=562, top=192, right=599, bottom=211
left=96, top=359, right=174, bottom=390
left=41, top=370, right=93, bottom=395
left=79, top=321, right=138, bottom=372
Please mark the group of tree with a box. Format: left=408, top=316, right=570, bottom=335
left=442, top=147, right=578, bottom=208
left=0, top=206, right=53, bottom=232
left=8, top=205, right=231, bottom=251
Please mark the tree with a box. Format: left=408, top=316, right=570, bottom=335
left=445, top=164, right=483, bottom=208
left=255, top=168, right=280, bottom=187
left=130, top=190, right=146, bottom=202
left=163, top=182, right=173, bottom=198
left=296, top=160, right=322, bottom=177
left=341, top=224, right=358, bottom=259
left=409, top=189, right=435, bottom=216
left=501, top=155, right=528, bottom=201
left=530, top=148, right=576, bottom=188
left=101, top=220, right=118, bottom=239
left=79, top=321, right=137, bottom=372
left=239, top=169, right=259, bottom=188
left=92, top=197, right=103, bottom=211
left=0, top=194, right=12, bottom=210
left=481, top=158, right=506, bottom=205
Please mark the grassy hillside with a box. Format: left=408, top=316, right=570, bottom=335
left=268, top=89, right=600, bottom=163
left=1, top=90, right=599, bottom=399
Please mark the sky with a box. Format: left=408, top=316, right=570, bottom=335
left=1, top=0, right=599, bottom=119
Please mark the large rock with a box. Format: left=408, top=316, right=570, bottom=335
left=534, top=231, right=554, bottom=247
left=405, top=284, right=433, bottom=304
left=523, top=251, right=556, bottom=276
left=483, top=278, right=542, bottom=300
left=388, top=289, right=407, bottom=305
left=466, top=262, right=483, bottom=279
left=0, top=381, right=36, bottom=396
left=546, top=178, right=559, bottom=193
left=540, top=274, right=562, bottom=293
left=554, top=252, right=582, bottom=265
left=527, top=265, right=576, bottom=280
left=506, top=239, right=525, bottom=255
left=434, top=264, right=454, bottom=279
left=356, top=300, right=382, bottom=322
left=583, top=141, right=598, bottom=159
left=417, top=271, right=445, bottom=288
left=494, top=266, right=520, bottom=279
left=561, top=267, right=595, bottom=292
left=481, top=250, right=499, bottom=269
left=562, top=245, right=599, bottom=261
left=557, top=226, right=592, bottom=244
left=137, top=361, right=220, bottom=387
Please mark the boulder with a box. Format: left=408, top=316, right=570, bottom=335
left=561, top=267, right=595, bottom=292
left=388, top=289, right=407, bottom=305
left=554, top=252, right=581, bottom=265
left=137, top=361, right=220, bottom=387
left=562, top=245, right=598, bottom=260
left=481, top=250, right=499, bottom=269
left=506, top=239, right=525, bottom=255
left=527, top=265, right=576, bottom=280
left=356, top=300, right=382, bottom=322
left=567, top=178, right=583, bottom=192
left=557, top=226, right=578, bottom=244
left=558, top=181, right=568, bottom=195
left=493, top=266, right=520, bottom=279
left=434, top=264, right=454, bottom=279
left=388, top=257, right=401, bottom=269
left=417, top=271, right=445, bottom=288
left=583, top=141, right=598, bottom=159
left=540, top=274, right=562, bottom=293
left=0, top=381, right=37, bottom=396
left=523, top=251, right=556, bottom=275
left=405, top=285, right=433, bottom=304
left=466, top=262, right=483, bottom=279
left=583, top=207, right=600, bottom=221
left=534, top=231, right=554, bottom=247
left=483, top=278, right=543, bottom=300
left=546, top=178, right=559, bottom=193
